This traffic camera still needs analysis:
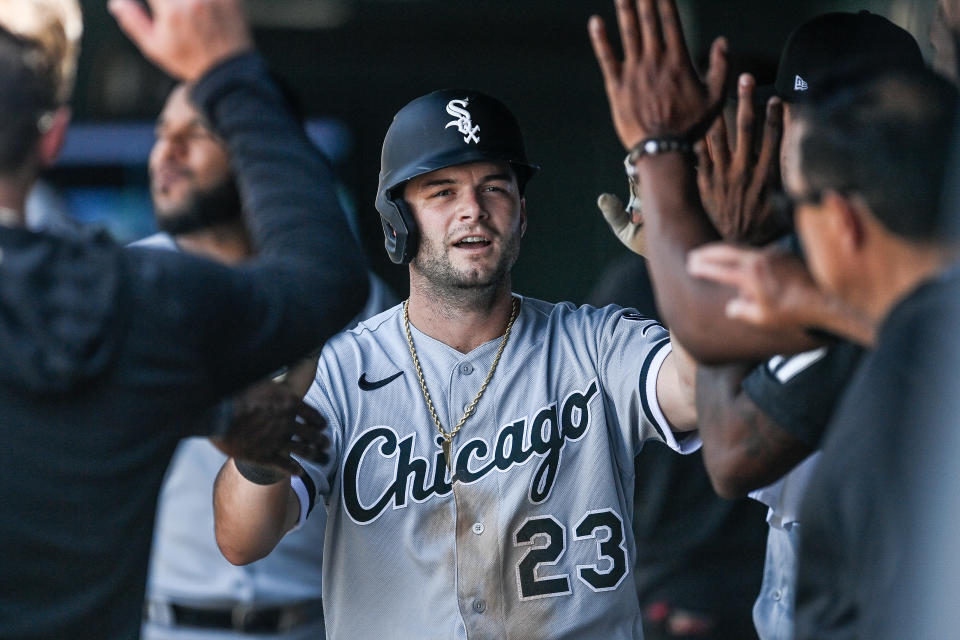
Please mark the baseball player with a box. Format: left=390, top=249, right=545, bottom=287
left=213, top=88, right=699, bottom=639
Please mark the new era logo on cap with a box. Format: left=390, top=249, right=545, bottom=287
left=773, top=11, right=924, bottom=100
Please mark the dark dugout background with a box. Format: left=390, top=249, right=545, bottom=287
left=66, top=0, right=937, bottom=303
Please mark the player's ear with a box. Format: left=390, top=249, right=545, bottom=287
left=37, top=106, right=71, bottom=168
left=825, top=191, right=867, bottom=253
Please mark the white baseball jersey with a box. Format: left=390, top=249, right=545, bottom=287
left=293, top=296, right=697, bottom=639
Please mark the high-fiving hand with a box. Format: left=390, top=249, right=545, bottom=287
left=589, top=0, right=728, bottom=150
left=597, top=159, right=646, bottom=255
left=212, top=379, right=330, bottom=477
left=686, top=242, right=877, bottom=346
left=686, top=242, right=814, bottom=328
left=696, top=73, right=787, bottom=246
left=109, top=0, right=253, bottom=82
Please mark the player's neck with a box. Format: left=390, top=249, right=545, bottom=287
left=857, top=239, right=960, bottom=326
left=174, top=219, right=252, bottom=264
left=406, top=279, right=515, bottom=354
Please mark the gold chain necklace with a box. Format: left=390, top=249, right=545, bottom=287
left=403, top=297, right=520, bottom=472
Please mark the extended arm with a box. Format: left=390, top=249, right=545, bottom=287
left=211, top=362, right=329, bottom=563
left=639, top=157, right=817, bottom=362
left=213, top=458, right=300, bottom=565
left=656, top=341, right=698, bottom=431
left=696, top=362, right=811, bottom=497
left=697, top=341, right=864, bottom=497
left=112, top=0, right=368, bottom=400
left=687, top=242, right=877, bottom=347
left=187, top=54, right=368, bottom=386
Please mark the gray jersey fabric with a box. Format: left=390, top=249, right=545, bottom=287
left=293, top=297, right=697, bottom=639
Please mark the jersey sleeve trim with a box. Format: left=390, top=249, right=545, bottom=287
left=637, top=338, right=701, bottom=454
left=639, top=337, right=672, bottom=441
left=742, top=343, right=863, bottom=450
left=289, top=471, right=315, bottom=532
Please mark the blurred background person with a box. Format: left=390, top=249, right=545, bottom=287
left=780, top=65, right=958, bottom=640
left=0, top=0, right=368, bottom=636
left=689, top=64, right=959, bottom=638
left=136, top=82, right=395, bottom=639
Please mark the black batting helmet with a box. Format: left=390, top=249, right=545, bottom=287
left=375, top=89, right=540, bottom=264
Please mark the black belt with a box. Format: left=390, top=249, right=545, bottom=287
left=145, top=598, right=324, bottom=634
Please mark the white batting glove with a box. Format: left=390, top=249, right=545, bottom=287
left=597, top=171, right=646, bottom=256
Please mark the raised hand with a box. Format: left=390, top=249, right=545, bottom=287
left=589, top=0, right=728, bottom=150
left=597, top=163, right=646, bottom=255
left=686, top=242, right=809, bottom=327
left=109, top=0, right=253, bottom=81
left=696, top=73, right=788, bottom=246
left=212, top=379, right=330, bottom=477
left=687, top=242, right=876, bottom=345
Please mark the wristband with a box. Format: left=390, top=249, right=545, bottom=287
left=625, top=136, right=695, bottom=177
left=234, top=459, right=286, bottom=485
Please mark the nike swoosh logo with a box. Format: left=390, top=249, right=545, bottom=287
left=358, top=371, right=404, bottom=391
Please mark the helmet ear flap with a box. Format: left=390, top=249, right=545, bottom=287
left=380, top=195, right=419, bottom=264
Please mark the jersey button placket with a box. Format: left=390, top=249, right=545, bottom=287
left=449, top=346, right=505, bottom=638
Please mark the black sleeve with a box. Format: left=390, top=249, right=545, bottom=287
left=190, top=54, right=355, bottom=264
left=741, top=341, right=865, bottom=449
left=186, top=53, right=367, bottom=394
left=111, top=54, right=368, bottom=428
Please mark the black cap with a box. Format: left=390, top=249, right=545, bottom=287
left=774, top=11, right=925, bottom=101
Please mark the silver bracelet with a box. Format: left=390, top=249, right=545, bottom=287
left=625, top=137, right=694, bottom=177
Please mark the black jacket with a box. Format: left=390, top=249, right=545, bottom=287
left=0, top=53, right=368, bottom=638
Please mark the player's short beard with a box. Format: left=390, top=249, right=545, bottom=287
left=155, top=175, right=242, bottom=237
left=412, top=226, right=521, bottom=309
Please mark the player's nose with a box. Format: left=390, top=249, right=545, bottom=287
left=455, top=189, right=487, bottom=221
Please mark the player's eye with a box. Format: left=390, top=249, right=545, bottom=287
left=430, top=189, right=453, bottom=198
